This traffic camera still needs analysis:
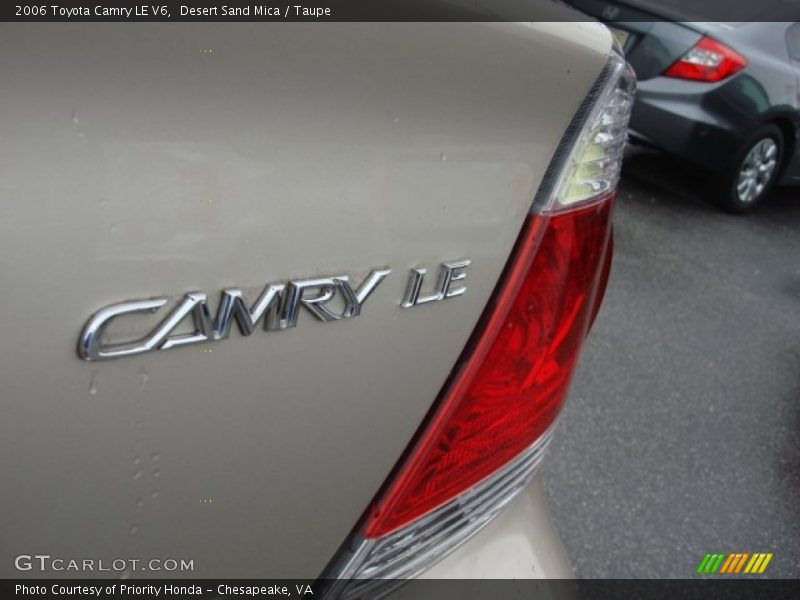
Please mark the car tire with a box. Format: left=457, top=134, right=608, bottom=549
left=714, top=125, right=783, bottom=214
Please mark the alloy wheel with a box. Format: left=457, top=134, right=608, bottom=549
left=736, top=138, right=778, bottom=204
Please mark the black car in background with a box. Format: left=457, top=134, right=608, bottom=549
left=564, top=0, right=800, bottom=212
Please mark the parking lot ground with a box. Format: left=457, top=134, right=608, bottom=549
left=544, top=146, right=800, bottom=578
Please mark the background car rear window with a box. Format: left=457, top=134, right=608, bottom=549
left=786, top=23, right=800, bottom=61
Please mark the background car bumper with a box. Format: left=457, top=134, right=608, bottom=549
left=629, top=77, right=746, bottom=173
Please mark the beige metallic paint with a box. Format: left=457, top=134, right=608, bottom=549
left=0, top=23, right=610, bottom=577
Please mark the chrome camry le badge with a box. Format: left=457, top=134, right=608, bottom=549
left=77, top=260, right=470, bottom=361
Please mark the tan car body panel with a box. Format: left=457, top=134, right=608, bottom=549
left=0, top=23, right=610, bottom=577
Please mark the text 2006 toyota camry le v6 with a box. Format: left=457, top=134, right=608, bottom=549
left=0, top=12, right=634, bottom=597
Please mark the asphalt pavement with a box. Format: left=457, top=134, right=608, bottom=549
left=544, top=146, right=800, bottom=578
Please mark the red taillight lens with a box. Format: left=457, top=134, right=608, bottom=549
left=325, top=47, right=635, bottom=594
left=365, top=197, right=614, bottom=537
left=664, top=36, right=747, bottom=82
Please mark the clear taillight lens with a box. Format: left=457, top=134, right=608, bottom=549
left=324, top=47, right=635, bottom=597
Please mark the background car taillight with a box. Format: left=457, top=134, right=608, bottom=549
left=324, top=46, right=635, bottom=597
left=664, top=36, right=747, bottom=82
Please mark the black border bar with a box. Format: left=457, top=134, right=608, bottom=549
left=5, top=579, right=800, bottom=599
left=4, top=0, right=800, bottom=22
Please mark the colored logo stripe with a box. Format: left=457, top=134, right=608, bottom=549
left=697, top=553, right=725, bottom=574
left=744, top=553, right=773, bottom=574
left=719, top=553, right=748, bottom=573
left=697, top=552, right=773, bottom=574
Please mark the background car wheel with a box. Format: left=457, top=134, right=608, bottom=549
left=715, top=125, right=783, bottom=214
